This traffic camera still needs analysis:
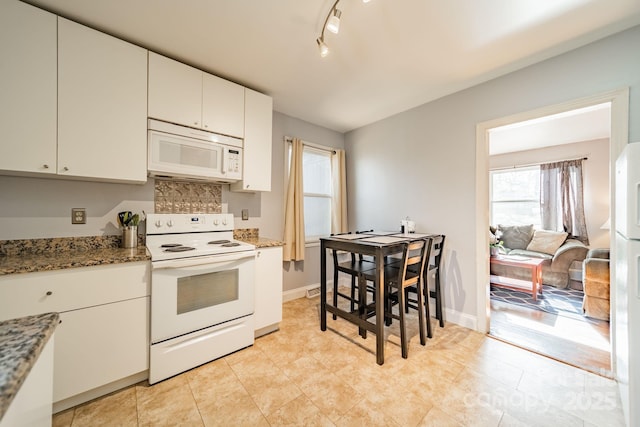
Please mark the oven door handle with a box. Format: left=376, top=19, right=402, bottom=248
left=152, top=251, right=256, bottom=270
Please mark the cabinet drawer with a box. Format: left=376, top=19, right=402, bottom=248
left=0, top=262, right=150, bottom=320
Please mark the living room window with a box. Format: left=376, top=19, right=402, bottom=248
left=490, top=166, right=542, bottom=228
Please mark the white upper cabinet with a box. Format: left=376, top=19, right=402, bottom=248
left=148, top=52, right=202, bottom=129
left=230, top=89, right=273, bottom=192
left=0, top=0, right=57, bottom=175
left=202, top=73, right=245, bottom=138
left=148, top=52, right=245, bottom=138
left=58, top=18, right=148, bottom=183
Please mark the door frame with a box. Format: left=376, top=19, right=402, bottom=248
left=474, top=88, right=629, bottom=371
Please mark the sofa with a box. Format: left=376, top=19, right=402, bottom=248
left=490, top=224, right=589, bottom=289
left=582, top=248, right=610, bottom=320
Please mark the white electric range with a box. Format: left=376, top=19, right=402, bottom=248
left=146, top=213, right=256, bottom=384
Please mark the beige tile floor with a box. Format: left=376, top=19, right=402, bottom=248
left=53, top=293, right=626, bottom=427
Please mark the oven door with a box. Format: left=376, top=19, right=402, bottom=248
left=150, top=251, right=255, bottom=343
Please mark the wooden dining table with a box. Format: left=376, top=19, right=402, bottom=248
left=319, top=231, right=435, bottom=365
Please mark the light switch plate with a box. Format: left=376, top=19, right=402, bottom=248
left=71, top=208, right=86, bottom=224
left=241, top=209, right=249, bottom=220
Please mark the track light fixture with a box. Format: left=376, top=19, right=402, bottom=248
left=326, top=8, right=342, bottom=34
left=316, top=37, right=329, bottom=57
left=317, top=0, right=372, bottom=57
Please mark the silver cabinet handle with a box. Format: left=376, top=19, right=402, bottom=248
left=46, top=291, right=52, bottom=296
left=43, top=164, right=49, bottom=169
left=62, top=167, right=69, bottom=172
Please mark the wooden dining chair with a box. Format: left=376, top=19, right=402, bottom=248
left=330, top=231, right=375, bottom=318
left=368, top=238, right=431, bottom=358
left=428, top=235, right=446, bottom=328
left=404, top=234, right=445, bottom=337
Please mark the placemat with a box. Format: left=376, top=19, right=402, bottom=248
left=331, top=234, right=370, bottom=240
left=358, top=236, right=411, bottom=244
left=390, top=233, right=432, bottom=239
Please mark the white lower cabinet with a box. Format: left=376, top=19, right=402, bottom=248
left=0, top=262, right=150, bottom=411
left=254, top=247, right=283, bottom=337
left=54, top=297, right=149, bottom=402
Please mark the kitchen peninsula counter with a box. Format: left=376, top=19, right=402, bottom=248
left=0, top=236, right=150, bottom=276
left=240, top=237, right=284, bottom=248
left=0, top=312, right=59, bottom=420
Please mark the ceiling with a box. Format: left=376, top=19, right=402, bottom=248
left=489, top=102, right=612, bottom=155
left=24, top=0, right=640, bottom=133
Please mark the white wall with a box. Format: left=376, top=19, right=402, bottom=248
left=345, top=25, right=640, bottom=325
left=489, top=138, right=611, bottom=249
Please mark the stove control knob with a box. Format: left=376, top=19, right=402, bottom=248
left=222, top=219, right=227, bottom=226
left=167, top=220, right=174, bottom=227
left=155, top=220, right=163, bottom=228
left=213, top=219, right=220, bottom=225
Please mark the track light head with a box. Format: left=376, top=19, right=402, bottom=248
left=326, top=8, right=342, bottom=34
left=316, top=37, right=329, bottom=57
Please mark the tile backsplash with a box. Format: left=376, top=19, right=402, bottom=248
left=154, top=179, right=222, bottom=214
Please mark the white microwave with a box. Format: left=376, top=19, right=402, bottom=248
left=148, top=119, right=243, bottom=182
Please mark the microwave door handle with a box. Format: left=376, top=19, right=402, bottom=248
left=221, top=148, right=226, bottom=175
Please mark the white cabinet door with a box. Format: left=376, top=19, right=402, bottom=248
left=230, top=89, right=273, bottom=192
left=254, top=247, right=283, bottom=336
left=53, top=297, right=149, bottom=402
left=148, top=52, right=202, bottom=128
left=0, top=0, right=57, bottom=175
left=202, top=73, right=245, bottom=138
left=58, top=18, right=148, bottom=183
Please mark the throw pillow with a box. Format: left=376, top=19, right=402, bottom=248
left=497, top=224, right=534, bottom=249
left=526, top=230, right=568, bottom=255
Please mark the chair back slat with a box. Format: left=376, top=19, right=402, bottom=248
left=396, top=238, right=432, bottom=287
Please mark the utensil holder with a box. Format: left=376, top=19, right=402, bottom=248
left=122, top=226, right=138, bottom=248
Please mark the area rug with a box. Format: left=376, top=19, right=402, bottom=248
left=490, top=284, right=597, bottom=323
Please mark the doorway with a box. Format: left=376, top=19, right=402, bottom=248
left=474, top=89, right=630, bottom=376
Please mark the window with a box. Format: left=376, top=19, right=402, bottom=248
left=490, top=166, right=541, bottom=228
left=287, top=143, right=333, bottom=242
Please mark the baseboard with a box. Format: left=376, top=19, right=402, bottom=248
left=442, top=307, right=477, bottom=330
left=283, top=281, right=332, bottom=302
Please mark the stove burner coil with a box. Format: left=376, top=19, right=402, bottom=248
left=160, top=243, right=183, bottom=248
left=208, top=240, right=231, bottom=245
left=164, top=246, right=196, bottom=252
left=221, top=242, right=241, bottom=247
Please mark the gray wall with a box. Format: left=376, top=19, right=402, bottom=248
left=345, top=25, right=640, bottom=321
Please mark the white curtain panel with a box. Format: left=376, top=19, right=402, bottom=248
left=283, top=138, right=306, bottom=261
left=331, top=149, right=348, bottom=234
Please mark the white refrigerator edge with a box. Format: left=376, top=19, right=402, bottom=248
left=614, top=141, right=640, bottom=427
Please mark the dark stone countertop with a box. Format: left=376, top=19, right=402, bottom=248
left=0, top=312, right=59, bottom=420
left=0, top=246, right=150, bottom=276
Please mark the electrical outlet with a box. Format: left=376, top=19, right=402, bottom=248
left=71, top=208, right=86, bottom=224
left=241, top=209, right=249, bottom=220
